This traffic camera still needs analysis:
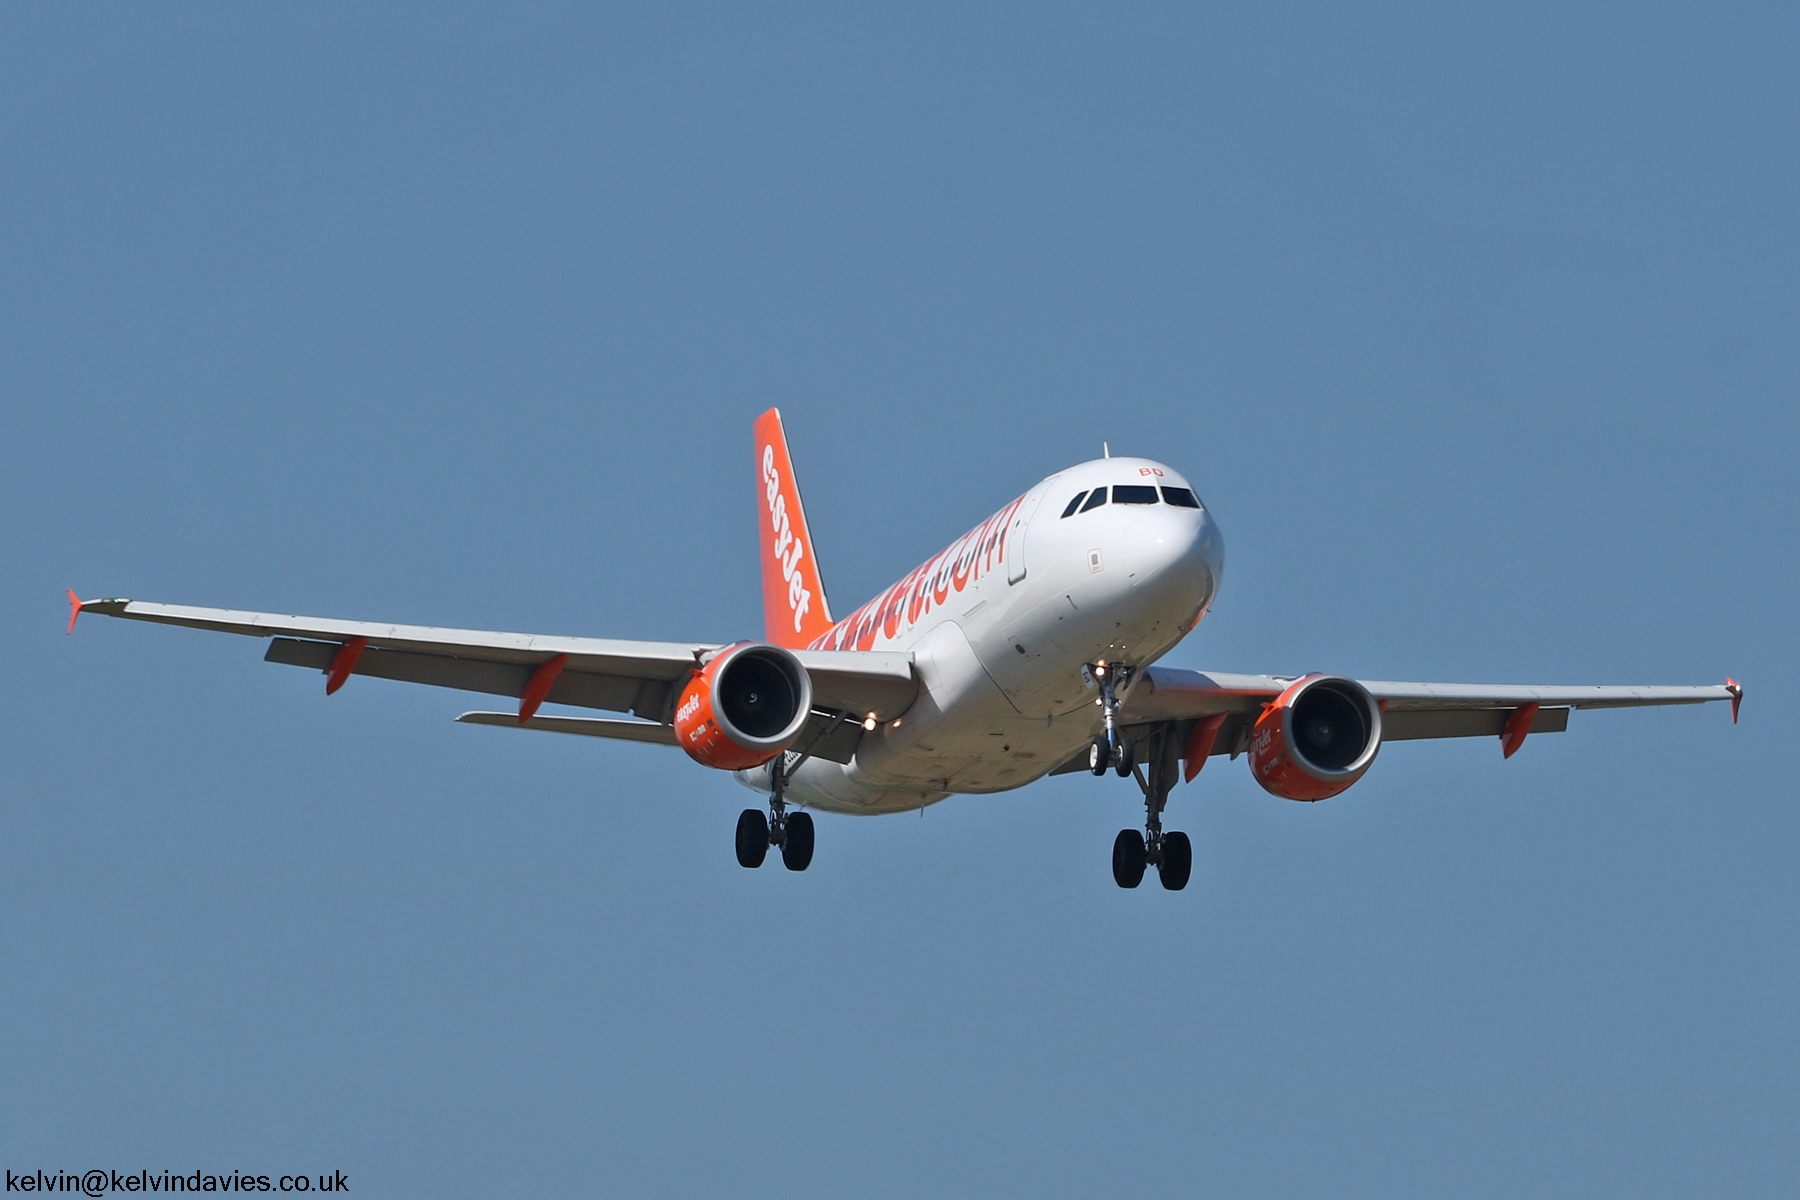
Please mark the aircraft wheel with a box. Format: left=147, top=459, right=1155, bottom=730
left=1111, top=829, right=1147, bottom=888
left=1113, top=736, right=1135, bottom=777
left=735, top=809, right=769, bottom=868
left=781, top=811, right=815, bottom=872
left=1089, top=738, right=1110, bottom=776
left=1158, top=831, right=1193, bottom=891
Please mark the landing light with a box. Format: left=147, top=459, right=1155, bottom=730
left=863, top=715, right=878, bottom=731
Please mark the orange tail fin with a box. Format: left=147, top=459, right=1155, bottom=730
left=754, top=409, right=834, bottom=648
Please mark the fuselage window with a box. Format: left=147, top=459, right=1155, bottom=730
left=1160, top=486, right=1201, bottom=508
left=1080, top=488, right=1108, bottom=513
left=1113, top=485, right=1159, bottom=505
left=1060, top=492, right=1088, bottom=518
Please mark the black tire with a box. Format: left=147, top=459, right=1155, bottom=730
left=1158, top=831, right=1193, bottom=891
left=781, top=811, right=815, bottom=871
left=1089, top=738, right=1109, bottom=776
left=1114, top=736, right=1135, bottom=777
left=735, top=809, right=769, bottom=868
left=1112, top=829, right=1147, bottom=888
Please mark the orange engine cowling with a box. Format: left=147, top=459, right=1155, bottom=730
left=1249, top=674, right=1383, bottom=801
left=673, top=642, right=814, bottom=771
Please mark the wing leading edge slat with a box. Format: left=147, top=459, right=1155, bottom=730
left=1129, top=667, right=1736, bottom=719
left=79, top=598, right=920, bottom=724
left=1358, top=681, right=1735, bottom=710
left=84, top=599, right=712, bottom=677
left=1117, top=667, right=1736, bottom=754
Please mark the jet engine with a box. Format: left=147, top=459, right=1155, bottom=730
left=673, top=642, right=814, bottom=771
left=1249, top=674, right=1382, bottom=801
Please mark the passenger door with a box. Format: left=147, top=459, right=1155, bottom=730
left=1006, top=481, right=1050, bottom=584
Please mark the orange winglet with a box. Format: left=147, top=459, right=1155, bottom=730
left=1726, top=678, right=1742, bottom=724
left=518, top=653, right=569, bottom=724
left=325, top=637, right=368, bottom=695
left=1182, top=712, right=1229, bottom=783
left=1501, top=701, right=1540, bottom=759
left=66, top=588, right=83, bottom=635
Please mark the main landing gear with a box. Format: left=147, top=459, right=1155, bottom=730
left=1111, top=722, right=1192, bottom=889
left=1127, top=720, right=1194, bottom=891
left=736, top=753, right=814, bottom=871
left=1090, top=672, right=1192, bottom=891
left=1112, top=826, right=1191, bottom=891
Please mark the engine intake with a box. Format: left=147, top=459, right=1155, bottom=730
left=1249, top=674, right=1382, bottom=801
left=673, top=642, right=813, bottom=770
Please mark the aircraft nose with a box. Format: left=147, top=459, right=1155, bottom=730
left=1121, top=503, right=1224, bottom=609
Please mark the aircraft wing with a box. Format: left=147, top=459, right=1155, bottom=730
left=70, top=597, right=919, bottom=729
left=1117, top=666, right=1740, bottom=757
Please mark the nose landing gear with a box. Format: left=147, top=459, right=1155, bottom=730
left=736, top=753, right=814, bottom=871
left=1107, top=723, right=1194, bottom=891
left=1086, top=661, right=1136, bottom=777
left=1089, top=734, right=1135, bottom=777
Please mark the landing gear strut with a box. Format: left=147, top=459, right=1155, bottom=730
left=736, top=752, right=814, bottom=871
left=1110, top=723, right=1193, bottom=891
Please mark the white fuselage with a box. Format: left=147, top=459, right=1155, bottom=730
left=737, top=457, right=1226, bottom=814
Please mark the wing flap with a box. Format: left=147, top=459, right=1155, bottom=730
left=792, top=649, right=918, bottom=718
left=1381, top=705, right=1569, bottom=742
left=266, top=638, right=672, bottom=718
left=453, top=706, right=866, bottom=765
left=456, top=712, right=680, bottom=745
left=1053, top=705, right=1576, bottom=775
left=1121, top=668, right=1289, bottom=720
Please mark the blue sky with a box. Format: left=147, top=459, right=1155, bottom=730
left=3, top=5, right=1795, bottom=1195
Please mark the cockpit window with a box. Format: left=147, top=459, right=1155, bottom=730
left=1080, top=489, right=1108, bottom=513
left=1160, top=486, right=1201, bottom=508
left=1060, top=492, right=1088, bottom=518
left=1112, top=485, right=1159, bottom=505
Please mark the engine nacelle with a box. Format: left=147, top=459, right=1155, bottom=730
left=1249, top=674, right=1382, bottom=801
left=673, top=642, right=813, bottom=771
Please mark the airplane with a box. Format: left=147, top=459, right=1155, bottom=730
left=67, top=408, right=1741, bottom=890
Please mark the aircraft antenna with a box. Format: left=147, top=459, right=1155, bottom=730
left=1103, top=441, right=1111, bottom=458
